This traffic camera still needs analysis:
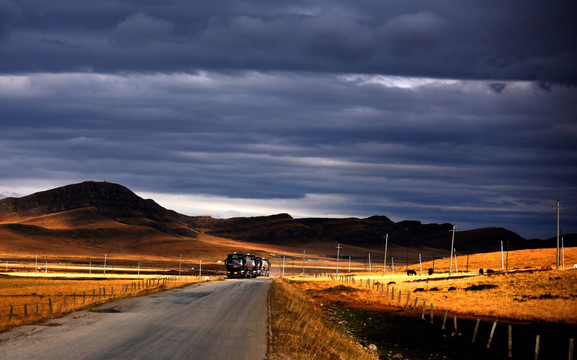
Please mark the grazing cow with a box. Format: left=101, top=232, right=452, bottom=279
left=428, top=268, right=434, bottom=275
left=407, top=269, right=417, bottom=276
left=479, top=268, right=484, bottom=275
left=486, top=269, right=495, bottom=274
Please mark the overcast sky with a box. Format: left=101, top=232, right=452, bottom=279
left=0, top=0, right=575, bottom=240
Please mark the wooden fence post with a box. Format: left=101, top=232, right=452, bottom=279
left=24, top=304, right=28, bottom=317
left=412, top=297, right=418, bottom=313
left=405, top=292, right=410, bottom=309
left=430, top=303, right=434, bottom=324
left=63, top=295, right=67, bottom=310
left=453, top=315, right=458, bottom=334
left=49, top=297, right=53, bottom=314
left=472, top=319, right=480, bottom=342
left=487, top=321, right=497, bottom=349
left=508, top=325, right=513, bottom=358
left=442, top=309, right=448, bottom=330
left=569, top=338, right=574, bottom=360
left=397, top=290, right=402, bottom=305
left=421, top=299, right=426, bottom=320
left=9, top=305, right=13, bottom=322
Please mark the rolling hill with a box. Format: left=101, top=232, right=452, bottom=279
left=0, top=181, right=570, bottom=259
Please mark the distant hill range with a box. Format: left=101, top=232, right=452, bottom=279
left=0, top=181, right=573, bottom=256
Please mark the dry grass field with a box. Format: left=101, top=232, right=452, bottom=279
left=287, top=248, right=577, bottom=324
left=0, top=274, right=205, bottom=332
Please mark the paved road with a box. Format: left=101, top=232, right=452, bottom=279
left=0, top=278, right=271, bottom=360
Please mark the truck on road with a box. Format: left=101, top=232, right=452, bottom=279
left=225, top=253, right=271, bottom=278
left=225, top=253, right=247, bottom=278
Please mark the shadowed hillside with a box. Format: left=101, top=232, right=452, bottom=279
left=0, top=181, right=571, bottom=257
left=205, top=214, right=533, bottom=254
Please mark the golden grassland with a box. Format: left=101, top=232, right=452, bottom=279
left=286, top=248, right=577, bottom=324
left=268, top=278, right=377, bottom=360
left=0, top=274, right=210, bottom=332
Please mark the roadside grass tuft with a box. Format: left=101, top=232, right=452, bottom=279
left=268, top=278, right=377, bottom=360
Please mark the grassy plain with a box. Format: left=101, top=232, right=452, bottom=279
left=288, top=248, right=577, bottom=324
left=0, top=274, right=205, bottom=332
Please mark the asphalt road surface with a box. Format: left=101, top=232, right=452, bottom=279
left=0, top=278, right=271, bottom=360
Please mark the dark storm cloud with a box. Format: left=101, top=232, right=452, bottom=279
left=0, top=72, right=575, bottom=238
left=0, top=0, right=20, bottom=41
left=0, top=1, right=575, bottom=240
left=0, top=0, right=575, bottom=83
left=108, top=13, right=174, bottom=47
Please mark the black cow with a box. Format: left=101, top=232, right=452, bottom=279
left=407, top=269, right=417, bottom=276
left=479, top=268, right=484, bottom=275
left=428, top=268, right=434, bottom=275
left=486, top=269, right=495, bottom=274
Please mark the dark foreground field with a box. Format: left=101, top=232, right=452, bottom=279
left=333, top=305, right=576, bottom=360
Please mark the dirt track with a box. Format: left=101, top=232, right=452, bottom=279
left=0, top=278, right=270, bottom=360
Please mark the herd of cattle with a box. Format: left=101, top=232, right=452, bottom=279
left=406, top=266, right=572, bottom=276
left=225, top=253, right=271, bottom=278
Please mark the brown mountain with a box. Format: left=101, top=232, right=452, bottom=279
left=0, top=181, right=563, bottom=258
left=0, top=181, right=206, bottom=256
left=205, top=213, right=531, bottom=254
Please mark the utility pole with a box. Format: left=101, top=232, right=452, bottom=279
left=302, top=250, right=306, bottom=278
left=555, top=200, right=564, bottom=270
left=500, top=241, right=504, bottom=270
left=103, top=253, right=108, bottom=275
left=336, top=244, right=342, bottom=276
left=383, top=234, right=389, bottom=276
left=348, top=256, right=351, bottom=272
left=449, top=225, right=458, bottom=276
left=368, top=253, right=372, bottom=272
left=419, top=254, right=422, bottom=275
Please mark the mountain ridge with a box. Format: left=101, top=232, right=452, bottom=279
left=0, top=181, right=572, bottom=256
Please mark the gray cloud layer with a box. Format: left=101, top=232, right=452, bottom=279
left=0, top=0, right=576, bottom=83
left=0, top=1, right=575, bottom=239
left=1, top=72, right=575, bottom=238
